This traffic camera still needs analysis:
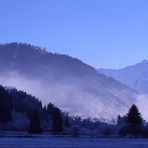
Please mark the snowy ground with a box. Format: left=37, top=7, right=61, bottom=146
left=0, top=136, right=148, bottom=148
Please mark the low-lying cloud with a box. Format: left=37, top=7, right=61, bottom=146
left=136, top=94, right=148, bottom=121
left=1, top=71, right=147, bottom=121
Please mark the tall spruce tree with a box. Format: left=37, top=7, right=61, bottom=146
left=52, top=108, right=63, bottom=133
left=125, top=104, right=143, bottom=136
left=28, top=110, right=42, bottom=134
left=126, top=104, right=143, bottom=126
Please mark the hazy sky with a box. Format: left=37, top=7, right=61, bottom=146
left=0, top=0, right=148, bottom=69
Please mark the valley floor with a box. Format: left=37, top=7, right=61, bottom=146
left=0, top=136, right=148, bottom=148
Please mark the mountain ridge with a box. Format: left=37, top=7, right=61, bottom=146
left=0, top=42, right=137, bottom=119
left=99, top=60, right=148, bottom=94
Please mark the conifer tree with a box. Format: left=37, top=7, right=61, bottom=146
left=28, top=110, right=42, bottom=134
left=52, top=108, right=63, bottom=133
left=0, top=86, right=11, bottom=123
left=126, top=104, right=143, bottom=126
left=125, top=104, right=143, bottom=136
left=64, top=114, right=70, bottom=128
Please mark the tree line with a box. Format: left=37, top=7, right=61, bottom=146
left=0, top=85, right=63, bottom=133
left=0, top=84, right=148, bottom=137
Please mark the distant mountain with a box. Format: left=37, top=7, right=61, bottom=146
left=99, top=60, right=148, bottom=94
left=0, top=43, right=137, bottom=119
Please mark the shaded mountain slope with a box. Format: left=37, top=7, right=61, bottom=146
left=0, top=43, right=137, bottom=119
left=99, top=60, right=148, bottom=94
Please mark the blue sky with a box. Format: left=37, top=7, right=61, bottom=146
left=0, top=0, right=148, bottom=69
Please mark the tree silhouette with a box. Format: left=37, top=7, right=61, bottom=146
left=0, top=86, right=11, bottom=123
left=126, top=104, right=143, bottom=126
left=28, top=110, right=42, bottom=134
left=64, top=113, right=70, bottom=128
left=52, top=108, right=63, bottom=133
left=125, top=104, right=143, bottom=136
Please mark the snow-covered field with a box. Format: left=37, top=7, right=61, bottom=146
left=0, top=137, right=148, bottom=148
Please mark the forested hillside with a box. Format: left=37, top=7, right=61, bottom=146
left=0, top=43, right=137, bottom=119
